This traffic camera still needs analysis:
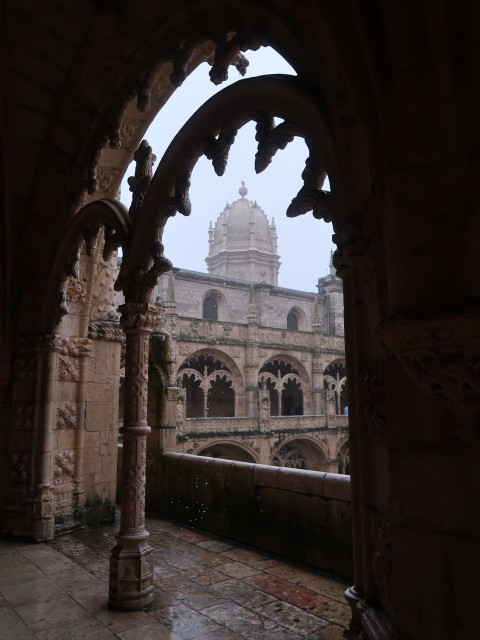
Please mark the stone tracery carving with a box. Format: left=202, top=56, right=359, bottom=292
left=127, top=139, right=157, bottom=221
left=255, top=118, right=298, bottom=173
left=272, top=444, right=306, bottom=469
left=66, top=274, right=88, bottom=307
left=90, top=253, right=119, bottom=320
left=287, top=157, right=334, bottom=222
left=209, top=32, right=264, bottom=85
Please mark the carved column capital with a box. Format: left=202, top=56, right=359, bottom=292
left=377, top=311, right=480, bottom=416
left=119, top=303, right=159, bottom=332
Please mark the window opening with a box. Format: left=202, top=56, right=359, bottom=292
left=287, top=312, right=298, bottom=330
left=203, top=296, right=218, bottom=320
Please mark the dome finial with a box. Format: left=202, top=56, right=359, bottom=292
left=239, top=181, right=248, bottom=198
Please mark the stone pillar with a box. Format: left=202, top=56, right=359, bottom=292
left=245, top=287, right=259, bottom=417
left=109, top=302, right=157, bottom=611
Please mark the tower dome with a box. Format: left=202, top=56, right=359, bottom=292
left=206, top=184, right=281, bottom=285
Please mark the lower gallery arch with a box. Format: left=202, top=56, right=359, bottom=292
left=195, top=440, right=258, bottom=463
left=271, top=437, right=329, bottom=471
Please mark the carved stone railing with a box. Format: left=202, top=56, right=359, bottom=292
left=179, top=413, right=348, bottom=435
left=270, top=414, right=349, bottom=430
left=150, top=453, right=353, bottom=578
left=179, top=416, right=258, bottom=435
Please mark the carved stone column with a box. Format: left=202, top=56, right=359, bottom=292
left=109, top=302, right=157, bottom=611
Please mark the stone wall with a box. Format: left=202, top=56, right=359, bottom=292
left=155, top=270, right=338, bottom=333
left=147, top=452, right=353, bottom=578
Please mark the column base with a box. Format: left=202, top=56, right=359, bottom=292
left=344, top=586, right=363, bottom=638
left=108, top=533, right=154, bottom=610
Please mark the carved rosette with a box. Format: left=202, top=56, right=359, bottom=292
left=377, top=312, right=480, bottom=417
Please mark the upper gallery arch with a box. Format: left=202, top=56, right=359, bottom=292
left=121, top=73, right=338, bottom=291
left=79, top=3, right=325, bottom=212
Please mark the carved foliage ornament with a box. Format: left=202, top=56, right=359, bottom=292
left=128, top=139, right=157, bottom=222
left=53, top=450, right=75, bottom=481
left=377, top=312, right=480, bottom=416
left=56, top=403, right=78, bottom=430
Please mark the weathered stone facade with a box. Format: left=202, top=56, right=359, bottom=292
left=140, top=189, right=348, bottom=472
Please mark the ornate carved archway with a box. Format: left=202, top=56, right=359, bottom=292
left=40, top=73, right=347, bottom=613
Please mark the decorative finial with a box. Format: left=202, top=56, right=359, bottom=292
left=239, top=181, right=248, bottom=198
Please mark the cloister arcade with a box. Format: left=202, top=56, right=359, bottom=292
left=2, top=3, right=478, bottom=638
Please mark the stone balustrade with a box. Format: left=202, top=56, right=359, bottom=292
left=146, top=452, right=353, bottom=579
left=178, top=413, right=349, bottom=435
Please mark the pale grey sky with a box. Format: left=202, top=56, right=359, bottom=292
left=120, top=47, right=335, bottom=292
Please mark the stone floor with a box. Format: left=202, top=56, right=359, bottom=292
left=0, top=515, right=351, bottom=639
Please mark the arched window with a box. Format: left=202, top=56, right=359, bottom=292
left=323, top=361, right=348, bottom=415
left=287, top=312, right=298, bottom=330
left=178, top=354, right=235, bottom=418
left=203, top=297, right=218, bottom=320
left=259, top=359, right=304, bottom=416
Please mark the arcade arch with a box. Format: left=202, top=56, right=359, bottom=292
left=258, top=356, right=310, bottom=416
left=337, top=439, right=350, bottom=475
left=34, top=20, right=362, bottom=617
left=323, top=359, right=348, bottom=416
left=177, top=349, right=244, bottom=417
left=271, top=437, right=329, bottom=471
left=195, top=440, right=258, bottom=464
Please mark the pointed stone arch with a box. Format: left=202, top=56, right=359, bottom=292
left=271, top=436, right=329, bottom=471
left=194, top=439, right=259, bottom=464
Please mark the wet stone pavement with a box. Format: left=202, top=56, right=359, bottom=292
left=0, top=515, right=351, bottom=639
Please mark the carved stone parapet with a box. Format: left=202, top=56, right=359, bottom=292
left=377, top=312, right=480, bottom=416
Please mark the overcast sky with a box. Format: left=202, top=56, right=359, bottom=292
left=120, top=47, right=335, bottom=292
